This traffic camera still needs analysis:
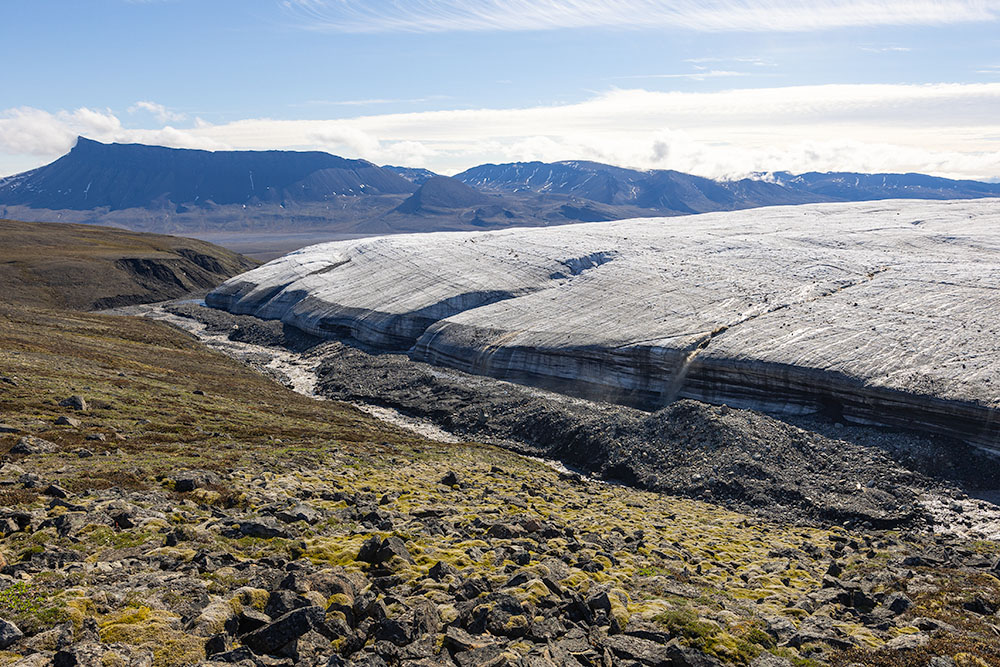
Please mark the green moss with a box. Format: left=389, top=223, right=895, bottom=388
left=100, top=606, right=204, bottom=667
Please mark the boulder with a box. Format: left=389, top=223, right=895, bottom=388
left=11, top=436, right=59, bottom=455
left=0, top=618, right=23, bottom=649
left=58, top=395, right=88, bottom=411
left=603, top=634, right=671, bottom=665
left=241, top=606, right=325, bottom=656
left=357, top=536, right=413, bottom=565
left=173, top=470, right=221, bottom=492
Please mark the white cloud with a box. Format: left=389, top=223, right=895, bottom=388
left=3, top=82, right=1000, bottom=180
left=128, top=100, right=187, bottom=123
left=283, top=0, right=999, bottom=33
left=0, top=107, right=122, bottom=156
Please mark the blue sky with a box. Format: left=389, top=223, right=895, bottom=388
left=1, top=0, right=999, bottom=179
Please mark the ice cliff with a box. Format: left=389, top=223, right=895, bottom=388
left=207, top=199, right=1000, bottom=445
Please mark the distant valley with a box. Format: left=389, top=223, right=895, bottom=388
left=2, top=137, right=999, bottom=258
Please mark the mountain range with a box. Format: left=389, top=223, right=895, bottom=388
left=1, top=137, right=998, bottom=246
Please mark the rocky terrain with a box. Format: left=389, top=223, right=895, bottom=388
left=2, top=297, right=1000, bottom=667
left=206, top=198, right=1000, bottom=446
left=2, top=218, right=1000, bottom=667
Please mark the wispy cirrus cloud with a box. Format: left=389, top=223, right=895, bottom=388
left=685, top=56, right=777, bottom=66
left=860, top=45, right=912, bottom=52
left=619, top=70, right=752, bottom=80
left=281, top=0, right=999, bottom=33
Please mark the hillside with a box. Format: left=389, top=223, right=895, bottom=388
left=0, top=219, right=256, bottom=310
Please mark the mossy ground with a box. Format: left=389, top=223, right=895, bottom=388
left=0, top=303, right=998, bottom=666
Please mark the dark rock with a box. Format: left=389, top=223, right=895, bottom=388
left=265, top=591, right=313, bottom=620
left=665, top=640, right=724, bottom=666
left=885, top=592, right=913, bottom=615
left=453, top=644, right=505, bottom=667
left=173, top=469, right=221, bottom=492
left=586, top=591, right=614, bottom=615
left=242, top=606, right=324, bottom=656
left=912, top=617, right=957, bottom=633
left=0, top=618, right=23, bottom=649
left=471, top=594, right=529, bottom=638
left=275, top=504, right=320, bottom=525
left=486, top=523, right=518, bottom=539
left=373, top=618, right=413, bottom=646
left=441, top=471, right=461, bottom=487
left=239, top=519, right=292, bottom=540
left=963, top=596, right=997, bottom=616
left=308, top=569, right=365, bottom=600
left=58, top=395, right=88, bottom=411
left=454, top=577, right=491, bottom=602
left=428, top=560, right=460, bottom=582
left=206, top=634, right=232, bottom=656
left=55, top=416, right=81, bottom=427
left=0, top=424, right=19, bottom=434
left=11, top=436, right=59, bottom=455
left=347, top=654, right=388, bottom=667
left=444, top=626, right=495, bottom=653
left=603, top=634, right=671, bottom=665
left=238, top=609, right=272, bottom=636
left=357, top=536, right=413, bottom=565
left=210, top=647, right=259, bottom=663
left=44, top=484, right=71, bottom=499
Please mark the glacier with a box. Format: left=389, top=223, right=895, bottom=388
left=207, top=199, right=1000, bottom=445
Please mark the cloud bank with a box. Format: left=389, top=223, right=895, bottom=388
left=283, top=0, right=999, bottom=33
left=2, top=84, right=1000, bottom=180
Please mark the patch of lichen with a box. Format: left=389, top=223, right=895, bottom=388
left=99, top=606, right=204, bottom=667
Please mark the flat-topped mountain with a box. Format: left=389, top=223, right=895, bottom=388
left=0, top=137, right=414, bottom=212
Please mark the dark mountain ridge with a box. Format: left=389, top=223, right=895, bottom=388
left=1, top=138, right=998, bottom=250
left=0, top=137, right=414, bottom=211
left=455, top=160, right=1000, bottom=211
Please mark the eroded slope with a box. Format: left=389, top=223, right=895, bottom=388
left=0, top=219, right=257, bottom=310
